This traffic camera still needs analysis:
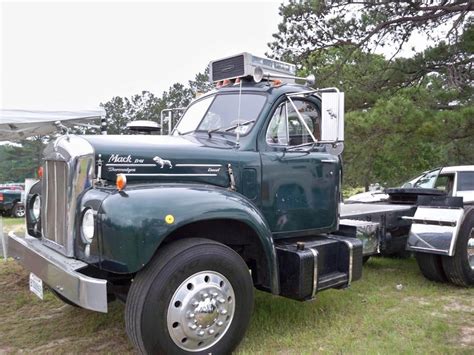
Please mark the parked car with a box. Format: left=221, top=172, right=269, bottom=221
left=346, top=166, right=474, bottom=204
left=0, top=189, right=25, bottom=218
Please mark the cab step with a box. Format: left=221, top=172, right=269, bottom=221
left=275, top=234, right=363, bottom=301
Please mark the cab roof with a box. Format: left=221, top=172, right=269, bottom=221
left=196, top=81, right=315, bottom=104
left=441, top=165, right=474, bottom=173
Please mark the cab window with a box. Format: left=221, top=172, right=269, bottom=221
left=266, top=99, right=320, bottom=146
left=458, top=172, right=474, bottom=191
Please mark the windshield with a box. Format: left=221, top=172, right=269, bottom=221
left=174, top=93, right=266, bottom=135
left=412, top=169, right=440, bottom=188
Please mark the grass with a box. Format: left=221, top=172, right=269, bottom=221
left=1, top=216, right=25, bottom=235
left=1, top=219, right=473, bottom=353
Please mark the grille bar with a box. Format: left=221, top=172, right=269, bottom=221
left=43, top=160, right=67, bottom=248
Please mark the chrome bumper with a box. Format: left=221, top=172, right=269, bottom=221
left=7, top=232, right=108, bottom=313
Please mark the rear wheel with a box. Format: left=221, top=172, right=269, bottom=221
left=442, top=208, right=474, bottom=287
left=415, top=252, right=447, bottom=283
left=125, top=238, right=254, bottom=354
left=12, top=203, right=25, bottom=218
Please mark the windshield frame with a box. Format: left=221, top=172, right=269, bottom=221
left=172, top=92, right=268, bottom=137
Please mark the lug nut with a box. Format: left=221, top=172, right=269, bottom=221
left=188, top=312, right=195, bottom=319
left=217, top=297, right=225, bottom=304
left=217, top=321, right=223, bottom=327
left=220, top=309, right=228, bottom=315
left=189, top=323, right=197, bottom=330
left=202, top=292, right=209, bottom=299
left=197, top=330, right=205, bottom=337
left=208, top=329, right=215, bottom=335
left=192, top=301, right=199, bottom=307
left=211, top=291, right=218, bottom=297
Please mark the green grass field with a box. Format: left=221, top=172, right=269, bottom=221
left=1, top=218, right=473, bottom=353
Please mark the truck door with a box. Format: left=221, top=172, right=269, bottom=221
left=259, top=97, right=340, bottom=236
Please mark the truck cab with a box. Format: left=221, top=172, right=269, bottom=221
left=7, top=53, right=361, bottom=354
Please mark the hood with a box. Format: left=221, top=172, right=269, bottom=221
left=82, top=134, right=238, bottom=188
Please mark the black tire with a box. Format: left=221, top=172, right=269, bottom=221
left=415, top=252, right=447, bottom=283
left=441, top=208, right=474, bottom=287
left=125, top=238, right=254, bottom=355
left=12, top=203, right=25, bottom=218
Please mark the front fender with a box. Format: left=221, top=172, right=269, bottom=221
left=96, top=183, right=279, bottom=293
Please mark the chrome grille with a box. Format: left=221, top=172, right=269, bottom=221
left=43, top=160, right=68, bottom=248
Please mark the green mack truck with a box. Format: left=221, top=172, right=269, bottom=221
left=6, top=53, right=473, bottom=354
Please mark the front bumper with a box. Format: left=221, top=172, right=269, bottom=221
left=6, top=232, right=108, bottom=313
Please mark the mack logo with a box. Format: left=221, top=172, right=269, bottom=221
left=153, top=156, right=173, bottom=169
left=108, top=154, right=132, bottom=163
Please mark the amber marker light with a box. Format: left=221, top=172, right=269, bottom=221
left=116, top=173, right=127, bottom=191
left=38, top=166, right=43, bottom=178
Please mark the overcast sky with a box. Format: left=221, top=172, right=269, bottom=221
left=1, top=0, right=281, bottom=110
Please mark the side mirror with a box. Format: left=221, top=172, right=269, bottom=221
left=321, top=92, right=344, bottom=142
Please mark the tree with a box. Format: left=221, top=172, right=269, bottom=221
left=269, top=1, right=472, bottom=61
left=0, top=138, right=45, bottom=182
left=99, top=69, right=212, bottom=135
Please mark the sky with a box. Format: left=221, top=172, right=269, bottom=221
left=1, top=0, right=282, bottom=110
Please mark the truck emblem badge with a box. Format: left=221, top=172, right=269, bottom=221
left=108, top=154, right=133, bottom=163
left=153, top=156, right=173, bottom=169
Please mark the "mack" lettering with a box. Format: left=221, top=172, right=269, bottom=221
left=108, top=154, right=133, bottom=163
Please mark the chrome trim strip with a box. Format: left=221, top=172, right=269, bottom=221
left=106, top=163, right=156, bottom=167
left=308, top=247, right=319, bottom=298
left=7, top=232, right=107, bottom=313
left=175, top=164, right=223, bottom=167
left=123, top=173, right=218, bottom=177
left=408, top=245, right=448, bottom=254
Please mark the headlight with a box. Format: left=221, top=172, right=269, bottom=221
left=32, top=195, right=41, bottom=219
left=81, top=208, right=95, bottom=244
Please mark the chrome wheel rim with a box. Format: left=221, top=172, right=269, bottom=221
left=167, top=270, right=235, bottom=352
left=468, top=228, right=474, bottom=270
left=16, top=206, right=25, bottom=217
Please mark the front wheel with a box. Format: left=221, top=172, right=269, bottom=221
left=125, top=238, right=254, bottom=354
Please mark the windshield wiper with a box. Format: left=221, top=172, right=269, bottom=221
left=207, top=120, right=255, bottom=138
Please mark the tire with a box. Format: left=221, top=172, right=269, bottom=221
left=441, top=208, right=474, bottom=287
left=12, top=203, right=25, bottom=218
left=415, top=252, right=447, bottom=282
left=125, top=238, right=254, bottom=355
